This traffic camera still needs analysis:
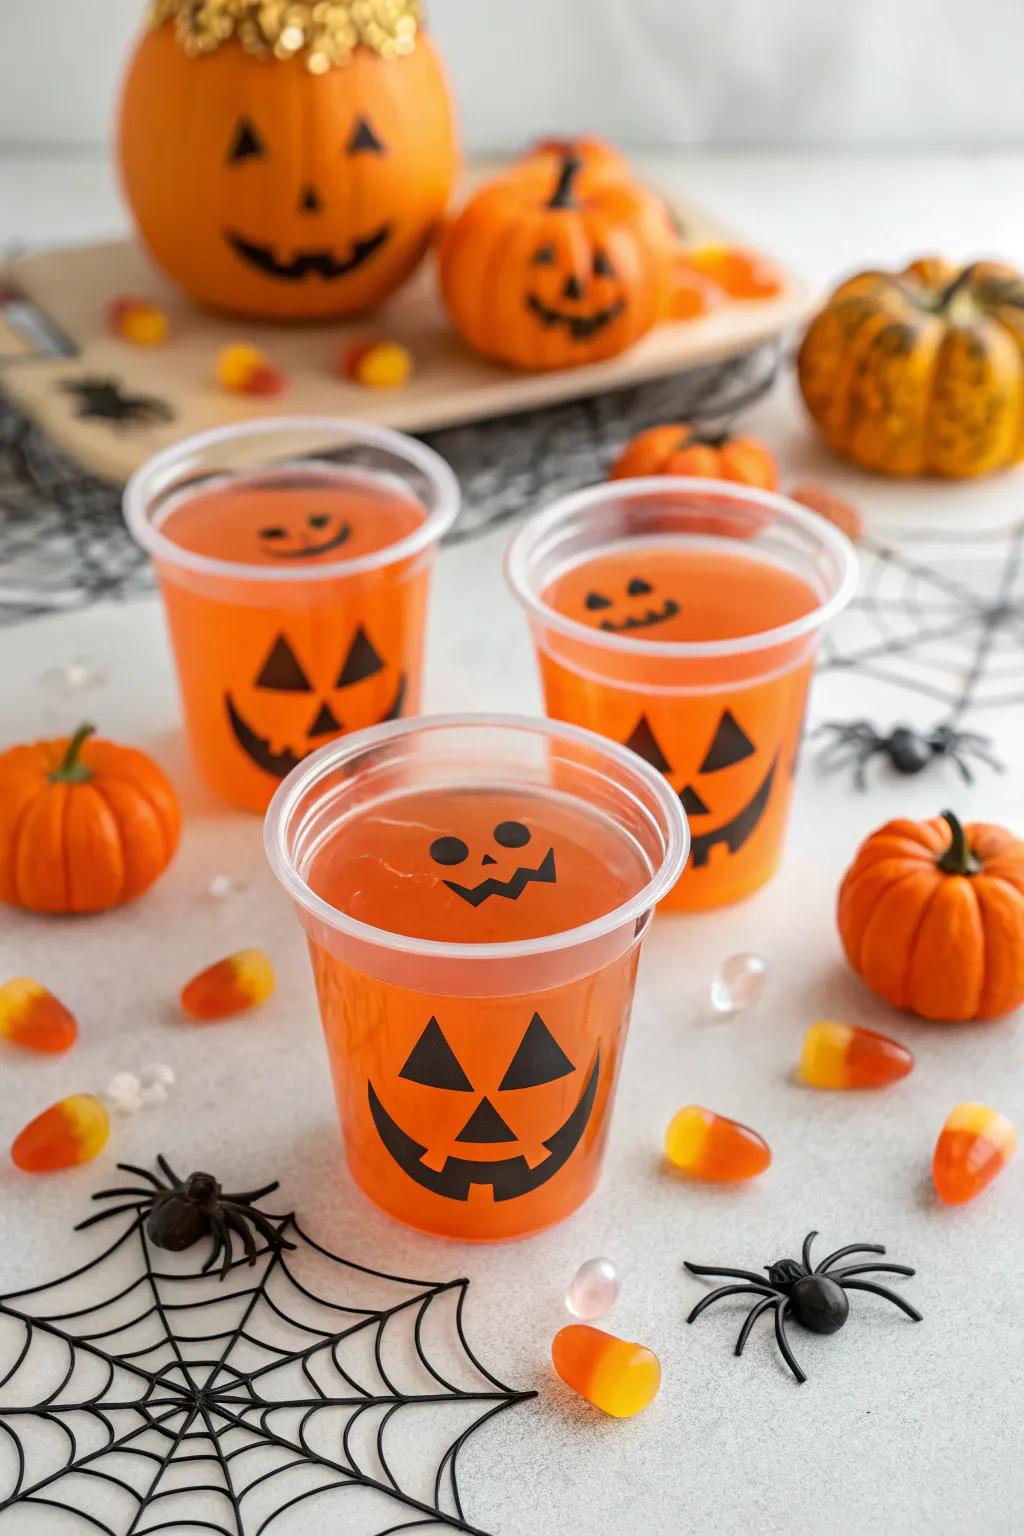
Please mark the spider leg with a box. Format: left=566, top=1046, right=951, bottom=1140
left=90, top=1186, right=156, bottom=1202
left=774, top=1302, right=807, bottom=1385
left=830, top=1263, right=915, bottom=1280
left=815, top=1242, right=885, bottom=1273
left=854, top=751, right=872, bottom=793
left=687, top=1284, right=778, bottom=1325
left=75, top=1202, right=145, bottom=1232
left=222, top=1202, right=297, bottom=1252
left=734, top=1295, right=777, bottom=1357
left=115, top=1163, right=166, bottom=1190
left=201, top=1220, right=225, bottom=1277
left=949, top=749, right=974, bottom=785
left=156, top=1154, right=182, bottom=1188
left=220, top=1180, right=280, bottom=1204
left=840, top=1279, right=922, bottom=1322
left=215, top=1214, right=235, bottom=1281
left=801, top=1231, right=818, bottom=1271
left=969, top=745, right=1006, bottom=774
left=222, top=1208, right=258, bottom=1268
left=684, top=1261, right=770, bottom=1285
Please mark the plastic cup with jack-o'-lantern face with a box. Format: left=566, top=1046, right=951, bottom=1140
left=265, top=714, right=687, bottom=1240
left=125, top=419, right=458, bottom=812
left=507, top=479, right=857, bottom=910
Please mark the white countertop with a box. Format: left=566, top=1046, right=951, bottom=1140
left=1, top=151, right=1023, bottom=1536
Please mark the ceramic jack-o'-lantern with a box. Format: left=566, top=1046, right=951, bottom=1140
left=119, top=0, right=458, bottom=320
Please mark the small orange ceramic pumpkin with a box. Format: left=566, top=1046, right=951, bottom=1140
left=799, top=257, right=1024, bottom=477
left=0, top=725, right=181, bottom=914
left=439, top=154, right=672, bottom=371
left=611, top=423, right=779, bottom=490
left=838, top=810, right=1024, bottom=1021
left=119, top=2, right=457, bottom=320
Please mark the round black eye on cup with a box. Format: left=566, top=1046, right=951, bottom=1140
left=430, top=836, right=469, bottom=867
left=494, top=821, right=530, bottom=849
left=260, top=526, right=288, bottom=540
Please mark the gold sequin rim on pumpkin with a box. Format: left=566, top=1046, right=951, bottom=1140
left=148, top=1, right=422, bottom=70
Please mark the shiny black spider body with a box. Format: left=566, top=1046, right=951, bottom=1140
left=817, top=718, right=1003, bottom=790
left=685, top=1230, right=922, bottom=1383
left=76, top=1155, right=295, bottom=1280
left=61, top=377, right=174, bottom=427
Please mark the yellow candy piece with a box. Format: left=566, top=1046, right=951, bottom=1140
left=552, top=1325, right=660, bottom=1418
left=12, top=1093, right=109, bottom=1172
left=345, top=339, right=414, bottom=389
left=181, top=948, right=276, bottom=1021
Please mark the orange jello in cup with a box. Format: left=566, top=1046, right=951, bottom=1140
left=125, top=419, right=458, bottom=811
left=265, top=714, right=688, bottom=1241
left=507, top=478, right=857, bottom=910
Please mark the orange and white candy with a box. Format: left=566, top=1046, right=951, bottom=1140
left=0, top=977, right=78, bottom=1054
left=12, top=1093, right=110, bottom=1172
left=181, top=949, right=276, bottom=1022
left=665, top=1105, right=771, bottom=1181
left=800, top=1021, right=914, bottom=1090
left=216, top=344, right=286, bottom=397
left=933, top=1102, right=1017, bottom=1205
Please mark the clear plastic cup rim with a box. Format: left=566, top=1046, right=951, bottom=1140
left=264, top=711, right=690, bottom=963
left=505, top=476, right=859, bottom=658
left=124, top=416, right=461, bottom=584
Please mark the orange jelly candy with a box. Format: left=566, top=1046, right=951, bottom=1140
left=933, top=1102, right=1018, bottom=1205
left=181, top=949, right=276, bottom=1022
left=552, top=1325, right=661, bottom=1418
left=107, top=295, right=169, bottom=346
left=0, top=977, right=78, bottom=1054
left=687, top=244, right=784, bottom=299
left=216, top=344, right=286, bottom=397
left=12, top=1093, right=109, bottom=1172
left=800, top=1021, right=914, bottom=1090
left=344, top=339, right=414, bottom=388
left=665, top=1105, right=771, bottom=1181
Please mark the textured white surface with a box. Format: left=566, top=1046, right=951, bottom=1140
left=1, top=154, right=1024, bottom=1533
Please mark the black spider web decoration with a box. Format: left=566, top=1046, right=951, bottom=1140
left=0, top=1179, right=535, bottom=1535
left=819, top=517, right=1024, bottom=723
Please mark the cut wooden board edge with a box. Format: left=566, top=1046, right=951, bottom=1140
left=1, top=220, right=815, bottom=485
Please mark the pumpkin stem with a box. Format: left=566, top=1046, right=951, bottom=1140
left=49, top=723, right=96, bottom=785
left=937, top=264, right=978, bottom=311
left=936, top=809, right=981, bottom=876
left=548, top=154, right=583, bottom=210
left=689, top=427, right=731, bottom=449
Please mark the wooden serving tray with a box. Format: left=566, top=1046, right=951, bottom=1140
left=0, top=194, right=811, bottom=484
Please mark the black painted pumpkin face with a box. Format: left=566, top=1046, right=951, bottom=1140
left=527, top=239, right=628, bottom=342
left=581, top=574, right=681, bottom=634
left=625, top=706, right=778, bottom=869
left=367, top=1010, right=599, bottom=1203
left=224, top=627, right=405, bottom=781
left=257, top=510, right=352, bottom=561
left=428, top=819, right=557, bottom=907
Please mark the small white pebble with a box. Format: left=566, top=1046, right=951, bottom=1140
left=565, top=1257, right=620, bottom=1321
left=710, top=953, right=767, bottom=1016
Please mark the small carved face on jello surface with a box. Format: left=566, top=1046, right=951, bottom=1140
left=582, top=575, right=680, bottom=634
left=429, top=818, right=557, bottom=908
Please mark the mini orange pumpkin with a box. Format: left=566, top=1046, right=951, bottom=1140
left=513, top=135, right=633, bottom=188
left=838, top=810, right=1024, bottom=1021
left=118, top=7, right=457, bottom=321
left=799, top=257, right=1024, bottom=477
left=438, top=154, right=673, bottom=371
left=0, top=725, right=181, bottom=914
left=611, top=423, right=779, bottom=490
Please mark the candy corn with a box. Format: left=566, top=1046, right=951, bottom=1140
left=216, top=344, right=287, bottom=397
left=12, top=1093, right=110, bottom=1172
left=800, top=1021, right=914, bottom=1090
left=344, top=339, right=414, bottom=389
left=664, top=1105, right=771, bottom=1181
left=181, top=949, right=276, bottom=1022
left=552, top=1325, right=661, bottom=1418
left=0, top=977, right=78, bottom=1054
left=107, top=295, right=169, bottom=346
left=686, top=244, right=784, bottom=300
left=933, top=1103, right=1017, bottom=1205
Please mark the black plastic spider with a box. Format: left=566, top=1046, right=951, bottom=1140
left=76, top=1155, right=295, bottom=1279
left=816, top=718, right=1004, bottom=790
left=684, top=1230, right=922, bottom=1383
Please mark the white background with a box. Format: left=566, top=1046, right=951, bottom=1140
left=1, top=0, right=1023, bottom=151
